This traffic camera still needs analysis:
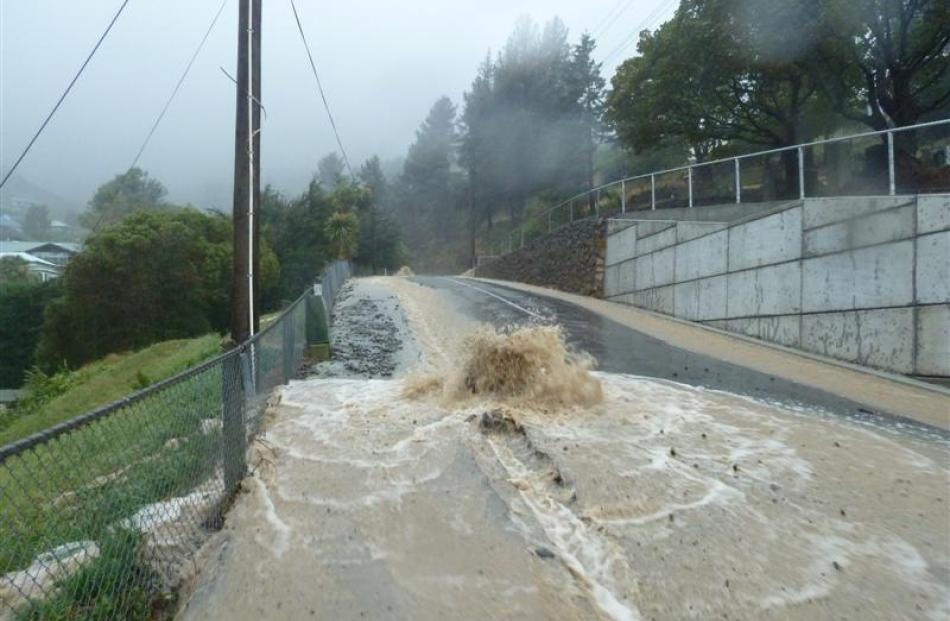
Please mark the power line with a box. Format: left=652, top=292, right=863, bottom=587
left=590, top=0, right=630, bottom=37
left=288, top=0, right=355, bottom=178
left=130, top=0, right=229, bottom=169
left=592, top=0, right=638, bottom=40
left=0, top=0, right=132, bottom=191
left=601, top=0, right=677, bottom=65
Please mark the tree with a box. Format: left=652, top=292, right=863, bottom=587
left=0, top=257, right=31, bottom=285
left=78, top=167, right=168, bottom=230
left=325, top=211, right=360, bottom=259
left=22, top=204, right=50, bottom=239
left=38, top=209, right=279, bottom=368
left=606, top=0, right=837, bottom=197
left=317, top=153, right=347, bottom=189
left=820, top=0, right=950, bottom=131
left=358, top=156, right=398, bottom=273
left=0, top=279, right=62, bottom=387
left=359, top=156, right=388, bottom=206
left=402, top=97, right=458, bottom=218
left=460, top=17, right=598, bottom=240
left=567, top=33, right=607, bottom=208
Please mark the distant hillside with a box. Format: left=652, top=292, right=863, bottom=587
left=0, top=173, right=80, bottom=221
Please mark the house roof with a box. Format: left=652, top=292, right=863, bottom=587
left=0, top=251, right=57, bottom=267
left=0, top=240, right=80, bottom=254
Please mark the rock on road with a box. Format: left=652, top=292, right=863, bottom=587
left=178, top=276, right=950, bottom=621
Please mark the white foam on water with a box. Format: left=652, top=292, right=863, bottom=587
left=601, top=479, right=745, bottom=527
left=252, top=477, right=291, bottom=559
left=487, top=437, right=641, bottom=621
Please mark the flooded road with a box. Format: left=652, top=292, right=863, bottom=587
left=179, top=276, right=950, bottom=621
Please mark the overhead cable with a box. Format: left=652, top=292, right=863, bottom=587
left=288, top=0, right=355, bottom=178
left=0, top=0, right=132, bottom=190
left=130, top=0, right=230, bottom=169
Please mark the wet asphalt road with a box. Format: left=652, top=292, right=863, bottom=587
left=415, top=276, right=949, bottom=441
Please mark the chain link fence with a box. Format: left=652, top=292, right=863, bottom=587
left=0, top=261, right=350, bottom=621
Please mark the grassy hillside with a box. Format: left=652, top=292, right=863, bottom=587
left=0, top=333, right=222, bottom=446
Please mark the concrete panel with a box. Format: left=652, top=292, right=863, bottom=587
left=721, top=317, right=759, bottom=339
left=677, top=222, right=727, bottom=243
left=718, top=315, right=801, bottom=348
left=802, top=196, right=912, bottom=230
left=804, top=204, right=915, bottom=257
left=758, top=315, right=801, bottom=347
left=633, top=247, right=675, bottom=291
left=916, top=304, right=950, bottom=376
left=802, top=240, right=913, bottom=312
left=607, top=219, right=637, bottom=235
left=675, top=230, right=728, bottom=282
left=616, top=261, right=636, bottom=295
left=674, top=275, right=727, bottom=321
left=801, top=308, right=915, bottom=373
left=917, top=194, right=950, bottom=234
left=632, top=285, right=675, bottom=315
left=637, top=221, right=675, bottom=238
left=728, top=207, right=802, bottom=270
left=604, top=263, right=621, bottom=297
left=634, top=227, right=677, bottom=257
left=726, top=262, right=802, bottom=317
left=916, top=231, right=950, bottom=304
left=606, top=225, right=638, bottom=266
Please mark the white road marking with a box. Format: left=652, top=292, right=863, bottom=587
left=446, top=278, right=548, bottom=321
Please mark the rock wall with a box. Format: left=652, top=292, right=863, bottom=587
left=476, top=219, right=606, bottom=297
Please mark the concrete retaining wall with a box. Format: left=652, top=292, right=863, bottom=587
left=605, top=195, right=950, bottom=378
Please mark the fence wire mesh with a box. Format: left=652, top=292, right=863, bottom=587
left=0, top=261, right=349, bottom=620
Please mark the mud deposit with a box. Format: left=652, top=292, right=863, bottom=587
left=179, top=277, right=950, bottom=621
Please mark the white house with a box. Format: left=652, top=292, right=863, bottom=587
left=0, top=251, right=60, bottom=282
left=0, top=241, right=79, bottom=267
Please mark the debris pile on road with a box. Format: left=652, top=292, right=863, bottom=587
left=310, top=281, right=415, bottom=378
left=395, top=265, right=414, bottom=277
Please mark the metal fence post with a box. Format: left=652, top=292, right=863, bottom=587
left=798, top=146, right=805, bottom=199
left=650, top=174, right=656, bottom=210
left=520, top=229, right=524, bottom=249
left=687, top=167, right=693, bottom=208
left=547, top=210, right=552, bottom=232
left=887, top=130, right=896, bottom=196
left=223, top=351, right=247, bottom=493
left=621, top=179, right=626, bottom=213
left=570, top=200, right=574, bottom=222
left=282, top=312, right=294, bottom=382
left=735, top=158, right=741, bottom=204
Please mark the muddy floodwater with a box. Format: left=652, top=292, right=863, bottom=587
left=179, top=277, right=950, bottom=621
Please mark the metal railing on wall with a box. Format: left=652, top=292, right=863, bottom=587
left=531, top=118, right=950, bottom=237
left=0, top=260, right=350, bottom=620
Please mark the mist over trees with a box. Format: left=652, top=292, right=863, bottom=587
left=376, top=17, right=608, bottom=272
left=376, top=1, right=947, bottom=272
left=77, top=168, right=169, bottom=230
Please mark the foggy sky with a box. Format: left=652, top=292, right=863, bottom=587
left=0, top=0, right=676, bottom=213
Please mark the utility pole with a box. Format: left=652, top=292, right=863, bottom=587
left=251, top=0, right=262, bottom=333
left=230, top=0, right=261, bottom=343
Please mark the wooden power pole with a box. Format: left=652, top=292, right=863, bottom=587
left=230, top=0, right=261, bottom=344
left=251, top=0, right=261, bottom=333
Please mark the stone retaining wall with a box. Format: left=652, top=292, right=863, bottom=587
left=475, top=219, right=606, bottom=297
